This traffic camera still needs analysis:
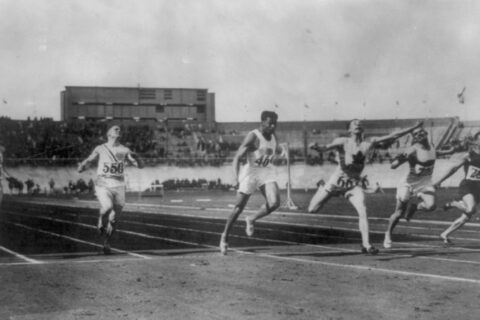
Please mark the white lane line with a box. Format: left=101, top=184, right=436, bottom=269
left=246, top=251, right=480, bottom=285
left=7, top=221, right=150, bottom=260
left=8, top=211, right=216, bottom=252
left=196, top=199, right=212, bottom=202
left=122, top=219, right=351, bottom=252
left=0, top=245, right=42, bottom=264
left=170, top=200, right=184, bottom=203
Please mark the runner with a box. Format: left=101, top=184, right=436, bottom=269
left=0, top=145, right=5, bottom=207
left=433, top=131, right=480, bottom=245
left=383, top=126, right=455, bottom=248
left=219, top=110, right=286, bottom=255
left=309, top=119, right=422, bottom=254
left=78, top=125, right=143, bottom=254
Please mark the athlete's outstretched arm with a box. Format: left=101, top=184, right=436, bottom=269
left=432, top=153, right=468, bottom=188
left=310, top=138, right=345, bottom=153
left=78, top=148, right=100, bottom=173
left=390, top=147, right=415, bottom=169
left=127, top=151, right=144, bottom=169
left=372, top=121, right=423, bottom=146
left=232, top=132, right=256, bottom=184
left=436, top=145, right=456, bottom=157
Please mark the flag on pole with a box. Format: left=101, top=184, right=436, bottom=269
left=274, top=104, right=279, bottom=109
left=457, top=87, right=466, bottom=104
left=304, top=104, right=310, bottom=109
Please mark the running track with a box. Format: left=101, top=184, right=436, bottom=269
left=2, top=195, right=480, bottom=285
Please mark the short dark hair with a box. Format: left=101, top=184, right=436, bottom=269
left=346, top=119, right=360, bottom=130
left=261, top=111, right=278, bottom=122
left=474, top=131, right=480, bottom=140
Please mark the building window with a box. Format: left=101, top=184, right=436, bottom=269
left=197, top=105, right=205, bottom=113
left=156, top=105, right=164, bottom=113
left=164, top=90, right=172, bottom=100
left=139, top=89, right=156, bottom=100
left=196, top=90, right=206, bottom=101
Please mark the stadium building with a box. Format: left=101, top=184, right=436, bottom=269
left=61, top=86, right=216, bottom=128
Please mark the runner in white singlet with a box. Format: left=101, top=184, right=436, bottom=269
left=78, top=125, right=143, bottom=254
left=309, top=119, right=422, bottom=254
left=383, top=127, right=455, bottom=248
left=219, top=111, right=287, bottom=255
left=0, top=145, right=5, bottom=207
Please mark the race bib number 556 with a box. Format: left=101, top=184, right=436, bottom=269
left=102, top=162, right=124, bottom=175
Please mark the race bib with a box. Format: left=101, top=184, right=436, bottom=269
left=101, top=162, right=124, bottom=176
left=466, top=165, right=480, bottom=181
left=336, top=175, right=369, bottom=190
left=413, top=164, right=434, bottom=176
left=254, top=155, right=274, bottom=167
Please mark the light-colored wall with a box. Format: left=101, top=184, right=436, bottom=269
left=2, top=159, right=464, bottom=193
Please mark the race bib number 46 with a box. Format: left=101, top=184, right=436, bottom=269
left=254, top=155, right=274, bottom=167
left=102, top=162, right=124, bottom=175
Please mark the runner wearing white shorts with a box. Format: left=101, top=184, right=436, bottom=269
left=309, top=119, right=423, bottom=254
left=383, top=126, right=454, bottom=248
left=78, top=125, right=142, bottom=254
left=219, top=111, right=286, bottom=255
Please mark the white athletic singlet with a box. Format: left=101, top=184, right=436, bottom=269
left=245, top=129, right=277, bottom=171
left=325, top=137, right=372, bottom=194
left=95, top=143, right=132, bottom=188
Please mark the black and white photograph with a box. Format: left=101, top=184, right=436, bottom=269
left=1, top=0, right=480, bottom=319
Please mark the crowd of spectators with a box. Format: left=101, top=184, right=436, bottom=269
left=0, top=117, right=156, bottom=166
left=147, top=178, right=233, bottom=192
left=2, top=116, right=476, bottom=167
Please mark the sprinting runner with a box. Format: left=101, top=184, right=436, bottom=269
left=309, top=119, right=422, bottom=254
left=219, top=111, right=286, bottom=255
left=78, top=125, right=143, bottom=254
left=433, top=131, right=480, bottom=245
left=383, top=126, right=455, bottom=248
left=0, top=145, right=5, bottom=207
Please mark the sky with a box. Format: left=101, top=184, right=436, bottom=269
left=0, top=0, right=479, bottom=122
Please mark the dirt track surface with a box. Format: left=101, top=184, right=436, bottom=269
left=2, top=251, right=480, bottom=320
left=2, top=191, right=480, bottom=319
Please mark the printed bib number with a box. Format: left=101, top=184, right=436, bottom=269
left=102, top=162, right=124, bottom=175
left=414, top=164, right=434, bottom=176
left=254, top=155, right=273, bottom=167
left=467, top=166, right=480, bottom=181
left=336, top=176, right=369, bottom=189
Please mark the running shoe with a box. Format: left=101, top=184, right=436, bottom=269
left=103, top=241, right=111, bottom=255
left=383, top=237, right=392, bottom=249
left=361, top=246, right=379, bottom=255
left=440, top=234, right=453, bottom=246
left=219, top=240, right=228, bottom=255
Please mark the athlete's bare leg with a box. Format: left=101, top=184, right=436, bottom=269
left=384, top=199, right=408, bottom=248
left=244, top=182, right=280, bottom=237
left=404, top=192, right=436, bottom=221
left=441, top=194, right=477, bottom=244
left=220, top=192, right=250, bottom=254
left=308, top=186, right=332, bottom=213
left=248, top=182, right=280, bottom=222
left=444, top=200, right=468, bottom=212
left=347, top=187, right=377, bottom=253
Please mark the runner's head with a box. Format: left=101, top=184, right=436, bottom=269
left=107, top=125, right=121, bottom=139
left=411, top=127, right=428, bottom=145
left=470, top=131, right=480, bottom=154
left=347, top=119, right=364, bottom=136
left=260, top=111, right=278, bottom=135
